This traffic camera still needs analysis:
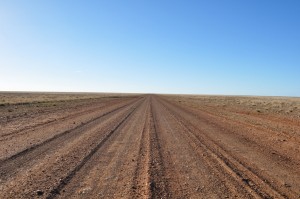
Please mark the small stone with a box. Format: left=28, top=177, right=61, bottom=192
left=150, top=181, right=155, bottom=190
left=36, top=190, right=44, bottom=196
left=242, top=178, right=250, bottom=184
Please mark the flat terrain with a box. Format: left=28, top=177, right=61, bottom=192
left=0, top=93, right=299, bottom=199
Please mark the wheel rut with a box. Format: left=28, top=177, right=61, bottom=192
left=147, top=100, right=171, bottom=199
left=46, top=101, right=140, bottom=199
left=0, top=99, right=144, bottom=198
left=131, top=102, right=151, bottom=199
left=0, top=94, right=299, bottom=199
left=0, top=97, right=137, bottom=139
left=157, top=97, right=298, bottom=199
left=0, top=98, right=142, bottom=182
left=53, top=97, right=150, bottom=198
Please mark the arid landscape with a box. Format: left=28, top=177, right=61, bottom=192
left=2, top=0, right=299, bottom=198
left=0, top=92, right=299, bottom=198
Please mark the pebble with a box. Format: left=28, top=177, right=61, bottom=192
left=36, top=190, right=44, bottom=196
left=150, top=181, right=155, bottom=190
left=242, top=178, right=250, bottom=184
left=131, top=185, right=137, bottom=189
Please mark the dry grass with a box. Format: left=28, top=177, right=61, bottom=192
left=0, top=92, right=135, bottom=105
left=164, top=94, right=300, bottom=117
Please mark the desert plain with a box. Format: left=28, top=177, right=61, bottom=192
left=0, top=92, right=299, bottom=198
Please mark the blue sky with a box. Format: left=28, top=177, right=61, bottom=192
left=0, top=1, right=299, bottom=96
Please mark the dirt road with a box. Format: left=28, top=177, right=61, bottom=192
left=0, top=94, right=299, bottom=198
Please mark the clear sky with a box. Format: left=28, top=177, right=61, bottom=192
left=1, top=1, right=299, bottom=96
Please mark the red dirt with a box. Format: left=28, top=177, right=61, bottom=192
left=0, top=94, right=299, bottom=198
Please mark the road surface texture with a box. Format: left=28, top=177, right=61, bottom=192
left=0, top=93, right=299, bottom=199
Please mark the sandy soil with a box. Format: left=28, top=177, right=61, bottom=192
left=0, top=93, right=299, bottom=198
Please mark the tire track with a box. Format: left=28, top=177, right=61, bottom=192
left=162, top=97, right=300, bottom=162
left=161, top=98, right=300, bottom=169
left=0, top=98, right=144, bottom=199
left=49, top=97, right=147, bottom=198
left=158, top=97, right=295, bottom=199
left=148, top=99, right=171, bottom=199
left=152, top=97, right=251, bottom=198
left=160, top=97, right=300, bottom=192
left=0, top=98, right=107, bottom=136
left=1, top=94, right=298, bottom=198
left=0, top=98, right=142, bottom=182
left=46, top=104, right=138, bottom=199
left=180, top=100, right=300, bottom=142
left=0, top=97, right=138, bottom=139
left=131, top=102, right=151, bottom=199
